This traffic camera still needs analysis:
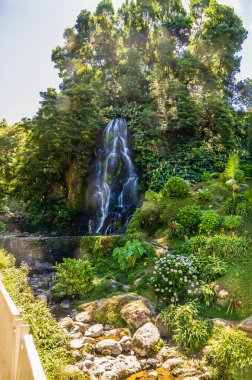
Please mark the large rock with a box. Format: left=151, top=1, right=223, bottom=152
left=59, top=317, right=75, bottom=331
left=155, top=313, right=170, bottom=338
left=132, top=322, right=160, bottom=357
left=75, top=311, right=92, bottom=323
left=239, top=316, right=252, bottom=337
left=120, top=300, right=152, bottom=329
left=85, top=324, right=104, bottom=338
left=96, top=339, right=122, bottom=356
left=77, top=293, right=154, bottom=327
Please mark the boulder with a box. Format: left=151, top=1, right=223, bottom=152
left=154, top=313, right=170, bottom=338
left=132, top=322, right=160, bottom=357
left=239, top=316, right=252, bottom=337
left=85, top=324, right=104, bottom=338
left=120, top=300, right=152, bottom=329
left=75, top=311, right=92, bottom=323
left=96, top=339, right=122, bottom=356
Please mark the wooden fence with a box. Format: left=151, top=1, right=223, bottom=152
left=0, top=281, right=46, bottom=380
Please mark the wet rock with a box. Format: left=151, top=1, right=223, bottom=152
left=120, top=300, right=152, bottom=329
left=85, top=324, right=104, bottom=338
left=132, top=322, right=160, bottom=357
left=96, top=339, right=122, bottom=356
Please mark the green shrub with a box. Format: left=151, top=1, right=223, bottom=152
left=0, top=221, right=6, bottom=233
left=241, top=164, right=252, bottom=178
left=160, top=197, right=192, bottom=224
left=196, top=189, right=214, bottom=202
left=191, top=253, right=227, bottom=283
left=0, top=249, right=15, bottom=269
left=201, top=171, right=212, bottom=182
left=208, top=329, right=252, bottom=379
left=223, top=196, right=249, bottom=216
left=174, top=316, right=211, bottom=353
left=150, top=254, right=198, bottom=304
left=163, top=177, right=190, bottom=198
left=139, top=199, right=162, bottom=233
left=162, top=302, right=212, bottom=353
left=112, top=240, right=152, bottom=271
left=53, top=258, right=94, bottom=298
left=198, top=283, right=216, bottom=306
left=0, top=250, right=73, bottom=379
left=177, top=205, right=202, bottom=234
left=223, top=215, right=244, bottom=230
left=199, top=210, right=222, bottom=233
left=186, top=235, right=250, bottom=260
left=80, top=235, right=122, bottom=257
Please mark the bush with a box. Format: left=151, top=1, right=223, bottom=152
left=0, top=250, right=73, bottom=379
left=223, top=215, right=244, bottom=230
left=162, top=302, right=212, bottom=353
left=150, top=254, right=198, bottom=303
left=186, top=235, right=250, bottom=260
left=112, top=240, right=153, bottom=271
left=241, top=164, right=252, bottom=178
left=196, top=189, right=214, bottom=202
left=0, top=221, right=6, bottom=233
left=223, top=196, right=249, bottom=216
left=163, top=177, right=190, bottom=198
left=199, top=210, right=222, bottom=233
left=53, top=258, right=94, bottom=298
left=80, top=235, right=122, bottom=257
left=191, top=252, right=227, bottom=283
left=177, top=205, right=202, bottom=234
left=208, top=328, right=252, bottom=379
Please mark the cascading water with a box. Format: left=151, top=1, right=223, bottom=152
left=87, top=118, right=138, bottom=235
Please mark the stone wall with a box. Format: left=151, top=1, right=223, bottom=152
left=0, top=235, right=82, bottom=266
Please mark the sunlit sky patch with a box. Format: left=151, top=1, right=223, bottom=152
left=0, top=0, right=251, bottom=124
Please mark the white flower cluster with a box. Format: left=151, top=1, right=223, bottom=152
left=150, top=253, right=198, bottom=304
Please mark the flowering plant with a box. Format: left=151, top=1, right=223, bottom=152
left=150, top=253, right=198, bottom=304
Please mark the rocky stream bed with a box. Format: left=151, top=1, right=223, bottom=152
left=27, top=262, right=211, bottom=380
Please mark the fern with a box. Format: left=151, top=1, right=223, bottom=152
left=225, top=154, right=239, bottom=179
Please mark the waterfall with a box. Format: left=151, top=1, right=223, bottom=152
left=87, top=118, right=138, bottom=235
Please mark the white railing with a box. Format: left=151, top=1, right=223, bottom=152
left=0, top=281, right=46, bottom=380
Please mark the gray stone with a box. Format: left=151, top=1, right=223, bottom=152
left=120, top=300, right=152, bottom=329
left=119, top=336, right=132, bottom=352
left=85, top=324, right=104, bottom=338
left=75, top=311, right=92, bottom=323
left=162, top=357, right=183, bottom=370
left=60, top=299, right=70, bottom=309
left=96, top=339, right=122, bottom=356
left=59, top=317, right=75, bottom=330
left=132, top=322, right=160, bottom=357
left=70, top=338, right=85, bottom=350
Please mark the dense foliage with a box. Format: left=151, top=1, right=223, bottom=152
left=0, top=0, right=251, bottom=230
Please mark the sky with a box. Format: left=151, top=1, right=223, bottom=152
left=0, top=0, right=251, bottom=125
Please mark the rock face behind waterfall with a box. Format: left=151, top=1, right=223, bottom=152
left=87, top=118, right=138, bottom=235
